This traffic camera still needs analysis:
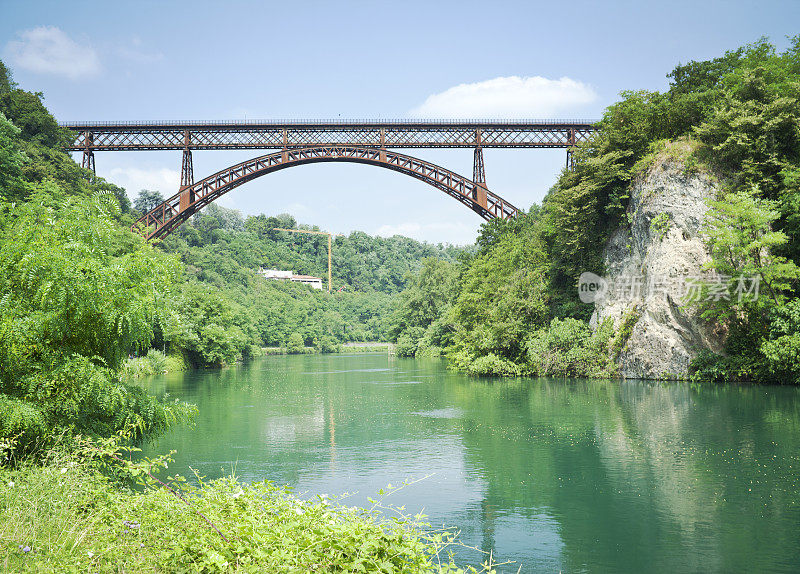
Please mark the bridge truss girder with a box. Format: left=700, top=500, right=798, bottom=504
left=63, top=120, right=598, bottom=151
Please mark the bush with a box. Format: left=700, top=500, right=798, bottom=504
left=122, top=349, right=186, bottom=379
left=316, top=335, right=342, bottom=354
left=0, top=188, right=193, bottom=452
left=526, top=318, right=616, bottom=378
left=396, top=333, right=420, bottom=358
left=691, top=298, right=800, bottom=384
left=285, top=333, right=306, bottom=354
left=0, top=445, right=482, bottom=573
left=450, top=350, right=524, bottom=377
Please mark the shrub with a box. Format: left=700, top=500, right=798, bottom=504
left=0, top=444, right=486, bottom=573
left=285, top=333, right=306, bottom=354
left=526, top=318, right=616, bottom=378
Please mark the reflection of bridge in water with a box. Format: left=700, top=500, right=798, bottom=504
left=62, top=120, right=598, bottom=240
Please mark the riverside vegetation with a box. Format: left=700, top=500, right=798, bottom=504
left=391, top=37, right=800, bottom=384
left=1, top=37, right=799, bottom=570
left=0, top=60, right=485, bottom=571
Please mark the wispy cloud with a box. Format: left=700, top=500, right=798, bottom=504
left=410, top=75, right=597, bottom=119
left=3, top=26, right=100, bottom=79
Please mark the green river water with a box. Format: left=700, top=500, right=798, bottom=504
left=141, top=353, right=800, bottom=573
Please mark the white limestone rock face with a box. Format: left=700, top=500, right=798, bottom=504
left=589, top=152, right=723, bottom=379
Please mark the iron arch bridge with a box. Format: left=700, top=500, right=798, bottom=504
left=61, top=120, right=598, bottom=240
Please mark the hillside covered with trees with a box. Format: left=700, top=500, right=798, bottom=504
left=391, top=37, right=800, bottom=384
left=0, top=58, right=468, bottom=450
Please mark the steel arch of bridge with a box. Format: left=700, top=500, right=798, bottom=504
left=134, top=146, right=519, bottom=241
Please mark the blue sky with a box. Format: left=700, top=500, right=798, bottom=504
left=1, top=0, right=797, bottom=244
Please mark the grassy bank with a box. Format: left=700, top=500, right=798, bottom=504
left=121, top=349, right=188, bottom=378
left=0, top=446, right=492, bottom=573
left=263, top=343, right=393, bottom=355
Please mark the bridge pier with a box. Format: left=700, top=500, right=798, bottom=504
left=473, top=129, right=486, bottom=185
left=472, top=129, right=489, bottom=211
left=473, top=183, right=487, bottom=210
left=181, top=148, right=194, bottom=187
left=181, top=130, right=194, bottom=187
left=379, top=128, right=387, bottom=162
left=179, top=149, right=195, bottom=212
left=81, top=130, right=95, bottom=179
left=566, top=127, right=577, bottom=171
left=179, top=186, right=195, bottom=213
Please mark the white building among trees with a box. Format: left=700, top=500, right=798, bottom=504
left=258, top=268, right=323, bottom=290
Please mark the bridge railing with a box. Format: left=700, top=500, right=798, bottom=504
left=60, top=118, right=599, bottom=128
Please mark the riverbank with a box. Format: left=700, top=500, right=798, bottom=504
left=263, top=342, right=393, bottom=355
left=0, top=446, right=478, bottom=573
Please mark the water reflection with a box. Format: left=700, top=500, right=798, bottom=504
left=140, top=354, right=800, bottom=573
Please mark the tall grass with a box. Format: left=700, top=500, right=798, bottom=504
left=0, top=445, right=501, bottom=573
left=122, top=349, right=186, bottom=379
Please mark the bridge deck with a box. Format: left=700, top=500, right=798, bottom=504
left=61, top=119, right=599, bottom=151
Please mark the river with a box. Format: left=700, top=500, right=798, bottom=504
left=140, top=353, right=800, bottom=573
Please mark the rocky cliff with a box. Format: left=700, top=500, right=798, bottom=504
left=590, top=147, right=723, bottom=379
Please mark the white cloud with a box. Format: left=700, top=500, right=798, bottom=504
left=3, top=26, right=100, bottom=79
left=104, top=166, right=180, bottom=198
left=409, top=76, right=597, bottom=119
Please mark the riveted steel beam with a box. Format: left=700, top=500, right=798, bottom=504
left=63, top=120, right=599, bottom=151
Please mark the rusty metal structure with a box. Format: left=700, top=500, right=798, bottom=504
left=62, top=120, right=598, bottom=240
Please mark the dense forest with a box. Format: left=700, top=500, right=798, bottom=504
left=146, top=201, right=464, bottom=364
left=0, top=59, right=480, bottom=571
left=0, top=59, right=467, bottom=452
left=391, top=37, right=800, bottom=383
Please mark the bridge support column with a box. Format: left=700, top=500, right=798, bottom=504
left=179, top=187, right=194, bottom=213
left=472, top=129, right=488, bottom=210
left=473, top=129, right=486, bottom=185
left=566, top=127, right=577, bottom=171
left=379, top=128, right=387, bottom=162
left=179, top=149, right=195, bottom=213
left=566, top=148, right=575, bottom=171
left=181, top=130, right=194, bottom=187
left=81, top=131, right=95, bottom=179
left=179, top=131, right=195, bottom=213
left=473, top=147, right=486, bottom=185
left=82, top=149, right=96, bottom=178
left=181, top=148, right=194, bottom=187
left=473, top=183, right=488, bottom=210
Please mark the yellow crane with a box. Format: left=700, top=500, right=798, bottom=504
left=273, top=227, right=343, bottom=292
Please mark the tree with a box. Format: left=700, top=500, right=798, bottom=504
left=390, top=258, right=458, bottom=356
left=0, top=185, right=191, bottom=450
left=0, top=89, right=65, bottom=148
left=0, top=60, right=15, bottom=95
left=703, top=190, right=800, bottom=311
left=133, top=189, right=165, bottom=214
left=286, top=332, right=305, bottom=354
left=0, top=112, right=29, bottom=201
